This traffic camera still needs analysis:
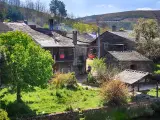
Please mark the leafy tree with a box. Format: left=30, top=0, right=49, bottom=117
left=72, top=22, right=98, bottom=33
left=134, top=18, right=160, bottom=60
left=134, top=18, right=159, bottom=42
left=0, top=1, right=7, bottom=21
left=155, top=64, right=160, bottom=74
left=6, top=6, right=24, bottom=21
left=0, top=109, right=10, bottom=120
left=58, top=1, right=67, bottom=17
left=50, top=0, right=67, bottom=17
left=0, top=31, right=54, bottom=102
left=90, top=58, right=107, bottom=82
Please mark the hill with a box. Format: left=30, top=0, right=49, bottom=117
left=78, top=10, right=160, bottom=30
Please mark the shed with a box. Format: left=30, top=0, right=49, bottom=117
left=115, top=69, right=150, bottom=95
left=115, top=69, right=149, bottom=85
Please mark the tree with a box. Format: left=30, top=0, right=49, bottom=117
left=0, top=109, right=10, bottom=120
left=58, top=1, right=67, bottom=17
left=134, top=18, right=159, bottom=42
left=89, top=58, right=107, bottom=82
left=50, top=0, right=67, bottom=17
left=0, top=1, right=7, bottom=21
left=8, top=0, right=20, bottom=6
left=6, top=6, right=24, bottom=21
left=0, top=31, right=54, bottom=102
left=35, top=0, right=46, bottom=12
left=134, top=18, right=160, bottom=60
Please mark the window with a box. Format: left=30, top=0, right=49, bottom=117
left=130, top=64, right=137, bottom=70
left=104, top=43, right=109, bottom=51
left=89, top=48, right=97, bottom=55
left=68, top=48, right=74, bottom=56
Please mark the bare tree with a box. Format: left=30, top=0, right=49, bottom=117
left=8, top=0, right=20, bottom=6
left=35, top=0, right=46, bottom=12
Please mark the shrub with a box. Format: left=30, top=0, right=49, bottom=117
left=87, top=73, right=96, bottom=83
left=101, top=80, right=129, bottom=106
left=104, top=66, right=120, bottom=82
left=0, top=109, right=10, bottom=120
left=51, top=72, right=77, bottom=88
left=89, top=59, right=119, bottom=84
left=90, top=58, right=107, bottom=82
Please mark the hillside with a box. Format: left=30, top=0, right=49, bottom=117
left=78, top=10, right=160, bottom=30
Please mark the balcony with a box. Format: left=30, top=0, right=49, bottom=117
left=54, top=54, right=74, bottom=62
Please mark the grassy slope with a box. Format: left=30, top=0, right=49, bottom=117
left=78, top=10, right=160, bottom=23
left=0, top=87, right=101, bottom=115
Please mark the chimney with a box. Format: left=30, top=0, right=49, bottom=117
left=112, top=25, right=116, bottom=31
left=49, top=19, right=54, bottom=30
left=73, top=31, right=77, bottom=45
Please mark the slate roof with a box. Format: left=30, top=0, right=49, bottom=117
left=3, top=22, right=75, bottom=47
left=108, top=51, right=151, bottom=61
left=67, top=33, right=95, bottom=44
left=2, top=22, right=89, bottom=47
left=0, top=22, right=12, bottom=33
left=110, top=30, right=135, bottom=41
left=115, top=69, right=149, bottom=84
left=91, top=30, right=136, bottom=44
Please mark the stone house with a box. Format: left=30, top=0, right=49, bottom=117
left=89, top=30, right=136, bottom=57
left=106, top=51, right=153, bottom=72
left=88, top=28, right=153, bottom=73
left=0, top=22, right=94, bottom=74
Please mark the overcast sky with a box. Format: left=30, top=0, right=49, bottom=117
left=21, top=0, right=160, bottom=17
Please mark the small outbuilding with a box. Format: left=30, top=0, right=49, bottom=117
left=115, top=69, right=150, bottom=95
left=106, top=51, right=153, bottom=72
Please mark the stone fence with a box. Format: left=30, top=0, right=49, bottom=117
left=24, top=100, right=158, bottom=120
left=24, top=111, right=79, bottom=120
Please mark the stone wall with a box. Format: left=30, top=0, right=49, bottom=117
left=24, top=111, right=79, bottom=120
left=119, top=61, right=153, bottom=72
left=24, top=101, right=155, bottom=120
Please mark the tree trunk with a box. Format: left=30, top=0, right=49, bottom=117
left=17, top=83, right=22, bottom=102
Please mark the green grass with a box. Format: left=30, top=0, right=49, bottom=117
left=0, top=86, right=102, bottom=117
left=147, top=89, right=160, bottom=97
left=154, top=64, right=160, bottom=74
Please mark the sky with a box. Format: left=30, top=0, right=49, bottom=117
left=22, top=0, right=160, bottom=17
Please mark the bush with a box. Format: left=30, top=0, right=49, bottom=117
left=101, top=80, right=129, bottom=106
left=89, top=58, right=119, bottom=84
left=104, top=66, right=120, bottom=82
left=0, top=109, right=10, bottom=120
left=87, top=73, right=96, bottom=83
left=90, top=58, right=107, bottom=82
left=51, top=72, right=77, bottom=88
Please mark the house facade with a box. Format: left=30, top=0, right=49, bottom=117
left=88, top=29, right=153, bottom=73
left=0, top=22, right=93, bottom=74
left=88, top=30, right=136, bottom=58
left=106, top=51, right=153, bottom=72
